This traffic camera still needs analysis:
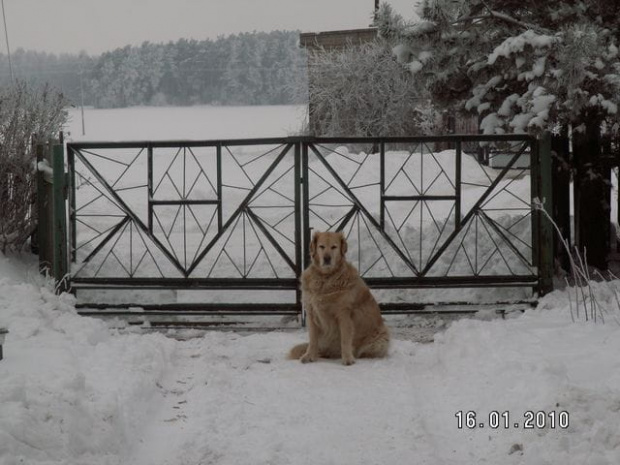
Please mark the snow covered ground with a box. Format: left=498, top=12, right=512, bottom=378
left=2, top=252, right=620, bottom=464
left=1, top=105, right=620, bottom=464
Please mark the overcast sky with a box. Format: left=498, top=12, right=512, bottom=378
left=3, top=0, right=418, bottom=55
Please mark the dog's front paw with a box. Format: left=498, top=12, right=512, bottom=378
left=300, top=352, right=318, bottom=363
left=342, top=356, right=355, bottom=366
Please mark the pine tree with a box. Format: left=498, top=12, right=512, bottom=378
left=377, top=0, right=620, bottom=269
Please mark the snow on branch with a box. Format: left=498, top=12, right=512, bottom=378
left=489, top=30, right=558, bottom=65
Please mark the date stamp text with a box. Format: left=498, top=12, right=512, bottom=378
left=455, top=410, right=569, bottom=430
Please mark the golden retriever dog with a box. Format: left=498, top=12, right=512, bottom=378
left=289, top=231, right=390, bottom=365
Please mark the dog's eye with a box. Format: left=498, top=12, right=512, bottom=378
left=318, top=245, right=325, bottom=250
left=331, top=245, right=337, bottom=250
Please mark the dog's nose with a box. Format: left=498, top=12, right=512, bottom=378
left=323, top=255, right=332, bottom=265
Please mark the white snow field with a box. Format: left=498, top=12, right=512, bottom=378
left=65, top=105, right=308, bottom=142
left=1, top=105, right=619, bottom=464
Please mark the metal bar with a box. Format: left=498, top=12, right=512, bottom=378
left=147, top=144, right=153, bottom=233
left=302, top=140, right=311, bottom=334
left=455, top=140, right=462, bottom=229
left=182, top=146, right=187, bottom=198
left=76, top=303, right=301, bottom=315
left=52, top=144, right=68, bottom=292
left=67, top=145, right=77, bottom=264
left=382, top=195, right=457, bottom=202
left=150, top=199, right=219, bottom=206
left=66, top=135, right=534, bottom=151
left=363, top=276, right=538, bottom=288
left=67, top=138, right=292, bottom=150
left=76, top=301, right=535, bottom=315
left=294, top=140, right=302, bottom=277
left=380, top=140, right=386, bottom=229
left=71, top=277, right=299, bottom=289
left=216, top=142, right=223, bottom=232
left=69, top=275, right=537, bottom=289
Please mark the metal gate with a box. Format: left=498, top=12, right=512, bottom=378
left=60, top=135, right=552, bottom=319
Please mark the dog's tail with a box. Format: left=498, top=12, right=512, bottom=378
left=288, top=343, right=308, bottom=360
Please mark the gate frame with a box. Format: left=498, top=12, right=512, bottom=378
left=303, top=134, right=554, bottom=297
left=42, top=134, right=553, bottom=319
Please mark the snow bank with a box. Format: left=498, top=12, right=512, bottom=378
left=0, top=253, right=177, bottom=465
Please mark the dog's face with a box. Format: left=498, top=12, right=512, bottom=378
left=310, top=231, right=348, bottom=273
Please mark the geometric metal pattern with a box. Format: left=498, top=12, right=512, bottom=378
left=66, top=135, right=543, bottom=313
left=304, top=137, right=536, bottom=289
left=68, top=140, right=300, bottom=286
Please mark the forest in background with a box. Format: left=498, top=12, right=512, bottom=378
left=0, top=30, right=308, bottom=108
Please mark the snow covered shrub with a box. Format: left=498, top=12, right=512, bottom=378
left=0, top=82, right=68, bottom=252
left=305, top=40, right=437, bottom=137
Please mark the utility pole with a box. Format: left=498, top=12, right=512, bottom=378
left=79, top=63, right=86, bottom=135
left=1, top=0, right=13, bottom=82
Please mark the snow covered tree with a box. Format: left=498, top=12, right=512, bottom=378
left=376, top=0, right=620, bottom=269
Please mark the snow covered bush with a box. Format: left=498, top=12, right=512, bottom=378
left=305, top=40, right=437, bottom=137
left=0, top=82, right=68, bottom=252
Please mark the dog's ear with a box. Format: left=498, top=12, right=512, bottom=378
left=310, top=231, right=319, bottom=258
left=338, top=232, right=348, bottom=256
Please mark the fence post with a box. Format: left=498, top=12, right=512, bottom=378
left=36, top=142, right=52, bottom=274
left=52, top=143, right=68, bottom=292
left=537, top=132, right=554, bottom=296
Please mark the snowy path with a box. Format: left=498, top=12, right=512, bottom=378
left=128, top=331, right=445, bottom=465
left=122, top=311, right=620, bottom=465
